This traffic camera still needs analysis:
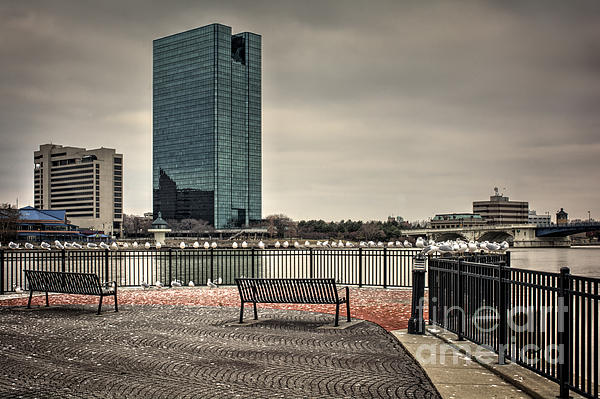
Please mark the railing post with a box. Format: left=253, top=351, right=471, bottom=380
left=497, top=261, right=507, bottom=365
left=309, top=248, right=313, bottom=279
left=104, top=249, right=109, bottom=282
left=383, top=247, right=387, bottom=289
left=358, top=248, right=363, bottom=287
left=558, top=267, right=571, bottom=399
left=168, top=248, right=173, bottom=286
left=456, top=258, right=464, bottom=341
left=61, top=249, right=66, bottom=273
left=210, top=248, right=214, bottom=283
left=0, top=250, right=4, bottom=295
left=505, top=251, right=511, bottom=267
left=251, top=247, right=255, bottom=278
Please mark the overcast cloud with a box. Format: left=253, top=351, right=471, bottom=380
left=0, top=0, right=598, bottom=221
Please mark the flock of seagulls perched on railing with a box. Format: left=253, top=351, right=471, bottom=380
left=0, top=238, right=509, bottom=254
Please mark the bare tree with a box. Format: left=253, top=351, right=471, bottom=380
left=0, top=204, right=18, bottom=243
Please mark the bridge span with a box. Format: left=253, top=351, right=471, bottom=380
left=401, top=224, right=576, bottom=248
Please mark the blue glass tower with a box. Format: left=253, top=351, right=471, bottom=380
left=153, top=24, right=261, bottom=228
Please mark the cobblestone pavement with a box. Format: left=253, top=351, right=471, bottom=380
left=0, top=305, right=440, bottom=398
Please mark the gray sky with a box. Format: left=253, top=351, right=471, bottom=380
left=1, top=0, right=599, bottom=221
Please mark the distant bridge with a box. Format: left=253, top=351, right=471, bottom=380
left=401, top=223, right=600, bottom=248
left=535, top=222, right=600, bottom=237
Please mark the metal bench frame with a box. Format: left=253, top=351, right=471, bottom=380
left=235, top=278, right=350, bottom=326
left=24, top=270, right=118, bottom=315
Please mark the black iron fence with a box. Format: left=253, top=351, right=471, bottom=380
left=0, top=248, right=423, bottom=293
left=428, top=256, right=599, bottom=399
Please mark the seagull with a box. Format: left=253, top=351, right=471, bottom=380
left=258, top=241, right=265, bottom=249
left=467, top=241, right=478, bottom=252
left=141, top=281, right=150, bottom=290
left=14, top=286, right=24, bottom=294
left=204, top=242, right=210, bottom=249
left=359, top=241, right=366, bottom=247
left=331, top=241, right=337, bottom=247
left=193, top=241, right=200, bottom=248
left=188, top=281, right=195, bottom=287
left=396, top=241, right=404, bottom=248
left=500, top=241, right=510, bottom=252
left=274, top=241, right=281, bottom=248
left=122, top=242, right=129, bottom=249
left=294, top=241, right=300, bottom=248
left=155, top=280, right=164, bottom=288
left=180, top=242, right=186, bottom=249
left=171, top=280, right=182, bottom=287
left=155, top=242, right=162, bottom=249
left=54, top=241, right=64, bottom=250
left=338, top=240, right=344, bottom=247
left=416, top=237, right=425, bottom=248
left=24, top=242, right=34, bottom=249
left=368, top=241, right=375, bottom=247
left=404, top=240, right=413, bottom=248
left=437, top=243, right=454, bottom=254
left=211, top=242, right=217, bottom=248
left=41, top=242, right=51, bottom=250
left=242, top=241, right=248, bottom=248
left=99, top=242, right=110, bottom=250
left=111, top=242, right=118, bottom=250
left=216, top=277, right=222, bottom=285
left=377, top=241, right=384, bottom=247
left=132, top=242, right=139, bottom=248
left=64, top=242, right=74, bottom=249
left=144, top=242, right=151, bottom=249
left=304, top=241, right=310, bottom=247
left=317, top=241, right=322, bottom=247
left=87, top=243, right=98, bottom=249
left=387, top=241, right=394, bottom=247
left=346, top=241, right=353, bottom=247
left=72, top=242, right=83, bottom=249
left=207, top=279, right=217, bottom=289
left=487, top=242, right=501, bottom=252
left=283, top=241, right=289, bottom=248
left=429, top=239, right=436, bottom=246
left=232, top=242, right=238, bottom=249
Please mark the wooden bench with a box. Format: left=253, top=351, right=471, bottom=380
left=235, top=278, right=350, bottom=326
left=24, top=270, right=118, bottom=315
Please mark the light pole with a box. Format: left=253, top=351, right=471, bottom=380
left=589, top=210, right=591, bottom=223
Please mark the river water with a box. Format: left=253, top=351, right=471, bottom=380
left=509, top=246, right=600, bottom=278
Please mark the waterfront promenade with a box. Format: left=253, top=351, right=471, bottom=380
left=0, top=288, right=439, bottom=399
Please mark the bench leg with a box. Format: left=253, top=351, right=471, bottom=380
left=335, top=303, right=340, bottom=327
left=97, top=296, right=103, bottom=315
left=239, top=303, right=244, bottom=324
left=346, top=287, right=351, bottom=322
left=114, top=293, right=118, bottom=312
left=253, top=302, right=258, bottom=320
left=45, top=292, right=49, bottom=307
left=27, top=290, right=33, bottom=309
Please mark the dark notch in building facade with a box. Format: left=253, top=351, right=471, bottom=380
left=152, top=23, right=261, bottom=229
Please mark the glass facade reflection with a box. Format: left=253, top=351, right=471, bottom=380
left=153, top=24, right=261, bottom=228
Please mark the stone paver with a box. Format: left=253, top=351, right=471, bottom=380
left=0, top=305, right=440, bottom=398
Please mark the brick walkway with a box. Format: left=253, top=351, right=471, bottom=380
left=0, top=304, right=439, bottom=398
left=0, top=286, right=420, bottom=331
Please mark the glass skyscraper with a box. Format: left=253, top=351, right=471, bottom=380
left=153, top=23, right=261, bottom=229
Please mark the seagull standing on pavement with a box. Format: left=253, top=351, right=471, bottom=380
left=207, top=279, right=217, bottom=289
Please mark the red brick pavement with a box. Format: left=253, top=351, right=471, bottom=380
left=0, top=286, right=427, bottom=331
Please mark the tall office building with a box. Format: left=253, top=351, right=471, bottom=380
left=153, top=23, right=261, bottom=229
left=34, top=144, right=123, bottom=235
left=473, top=188, right=528, bottom=225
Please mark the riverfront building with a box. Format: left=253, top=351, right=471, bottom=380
left=473, top=188, right=528, bottom=225
left=528, top=210, right=551, bottom=227
left=34, top=144, right=123, bottom=235
left=153, top=23, right=262, bottom=229
left=430, top=213, right=485, bottom=229
left=17, top=206, right=80, bottom=242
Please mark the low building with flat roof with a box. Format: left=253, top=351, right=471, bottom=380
left=430, top=213, right=485, bottom=229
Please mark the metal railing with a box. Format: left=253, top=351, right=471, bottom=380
left=0, top=248, right=423, bottom=293
left=428, top=255, right=599, bottom=399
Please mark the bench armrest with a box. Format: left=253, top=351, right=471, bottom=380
left=337, top=286, right=349, bottom=302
